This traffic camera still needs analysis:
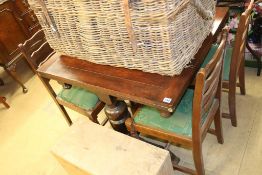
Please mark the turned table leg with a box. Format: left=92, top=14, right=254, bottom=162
left=104, top=101, right=130, bottom=134
left=99, top=95, right=130, bottom=133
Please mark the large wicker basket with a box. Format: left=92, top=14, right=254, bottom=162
left=28, top=0, right=215, bottom=76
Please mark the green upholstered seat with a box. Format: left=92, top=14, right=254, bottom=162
left=201, top=44, right=232, bottom=81
left=134, top=89, right=209, bottom=137
left=57, top=86, right=99, bottom=110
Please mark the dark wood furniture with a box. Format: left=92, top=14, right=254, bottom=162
left=37, top=7, right=229, bottom=133
left=19, top=30, right=107, bottom=126
left=222, top=0, right=254, bottom=127
left=0, top=0, right=40, bottom=93
left=125, top=30, right=227, bottom=175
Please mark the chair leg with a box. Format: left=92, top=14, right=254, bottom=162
left=90, top=113, right=100, bottom=124
left=90, top=101, right=106, bottom=125
left=256, top=56, right=261, bottom=76
left=238, top=59, right=246, bottom=95
left=228, top=87, right=237, bottom=127
left=214, top=108, right=224, bottom=144
left=40, top=77, right=72, bottom=126
left=192, top=140, right=205, bottom=175
left=0, top=96, right=10, bottom=108
left=0, top=78, right=4, bottom=86
left=4, top=67, right=28, bottom=93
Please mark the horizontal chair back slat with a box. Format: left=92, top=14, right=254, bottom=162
left=31, top=41, right=54, bottom=68
left=19, top=29, right=54, bottom=71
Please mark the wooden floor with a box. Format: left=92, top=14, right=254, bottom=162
left=0, top=60, right=262, bottom=175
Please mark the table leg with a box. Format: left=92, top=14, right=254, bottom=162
left=104, top=101, right=130, bottom=134
left=99, top=95, right=130, bottom=133
left=159, top=110, right=172, bottom=118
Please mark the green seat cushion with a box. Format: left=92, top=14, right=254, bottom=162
left=134, top=89, right=209, bottom=137
left=201, top=44, right=232, bottom=81
left=57, top=86, right=99, bottom=110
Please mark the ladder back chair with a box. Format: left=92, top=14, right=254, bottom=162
left=18, top=30, right=107, bottom=126
left=125, top=30, right=228, bottom=175
left=223, top=0, right=253, bottom=126
left=202, top=0, right=254, bottom=127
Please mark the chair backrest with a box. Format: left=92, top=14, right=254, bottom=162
left=18, top=29, right=54, bottom=72
left=230, top=0, right=254, bottom=81
left=192, top=29, right=228, bottom=135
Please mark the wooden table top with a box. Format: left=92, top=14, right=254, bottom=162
left=212, top=7, right=229, bottom=40
left=38, top=7, right=229, bottom=113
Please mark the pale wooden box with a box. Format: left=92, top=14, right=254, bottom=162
left=51, top=118, right=173, bottom=175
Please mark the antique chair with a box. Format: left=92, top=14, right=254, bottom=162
left=18, top=29, right=107, bottom=126
left=214, top=0, right=253, bottom=127
left=125, top=30, right=227, bottom=175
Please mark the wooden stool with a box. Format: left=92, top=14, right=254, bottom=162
left=51, top=118, right=173, bottom=175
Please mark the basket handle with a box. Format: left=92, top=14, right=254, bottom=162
left=37, top=0, right=60, bottom=38
left=190, top=0, right=213, bottom=20
left=123, top=0, right=137, bottom=53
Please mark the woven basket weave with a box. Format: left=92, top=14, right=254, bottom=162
left=28, top=0, right=215, bottom=76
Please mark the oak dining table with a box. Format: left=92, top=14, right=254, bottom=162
left=37, top=7, right=229, bottom=133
